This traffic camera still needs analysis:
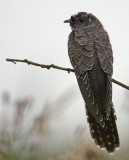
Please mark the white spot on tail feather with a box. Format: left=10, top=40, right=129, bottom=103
left=109, top=152, right=114, bottom=155
left=108, top=142, right=111, bottom=145
left=97, top=145, right=100, bottom=148
left=101, top=148, right=105, bottom=151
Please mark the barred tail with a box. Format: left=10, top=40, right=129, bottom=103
left=86, top=108, right=120, bottom=153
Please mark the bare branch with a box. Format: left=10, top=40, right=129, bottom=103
left=112, top=79, right=129, bottom=90
left=6, top=58, right=74, bottom=73
left=6, top=58, right=129, bottom=90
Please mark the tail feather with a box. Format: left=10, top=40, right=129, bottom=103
left=86, top=107, right=119, bottom=152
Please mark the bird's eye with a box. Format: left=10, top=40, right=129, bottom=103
left=79, top=18, right=83, bottom=22
left=71, top=16, right=75, bottom=21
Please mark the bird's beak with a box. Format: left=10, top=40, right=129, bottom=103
left=64, top=19, right=73, bottom=23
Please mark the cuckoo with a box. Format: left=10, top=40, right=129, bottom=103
left=64, top=12, right=119, bottom=152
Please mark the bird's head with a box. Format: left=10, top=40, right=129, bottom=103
left=64, top=12, right=102, bottom=29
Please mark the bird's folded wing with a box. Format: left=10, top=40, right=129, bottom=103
left=95, top=31, right=114, bottom=119
left=95, top=31, right=113, bottom=74
left=72, top=31, right=105, bottom=127
left=77, top=72, right=105, bottom=127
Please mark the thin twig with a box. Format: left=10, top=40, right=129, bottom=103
left=112, top=79, right=129, bottom=90
left=6, top=58, right=129, bottom=90
left=6, top=58, right=74, bottom=73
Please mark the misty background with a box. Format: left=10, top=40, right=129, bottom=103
left=0, top=0, right=129, bottom=159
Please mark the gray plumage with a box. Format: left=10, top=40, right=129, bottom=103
left=64, top=12, right=119, bottom=152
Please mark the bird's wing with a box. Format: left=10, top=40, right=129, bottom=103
left=95, top=30, right=113, bottom=74
left=69, top=29, right=95, bottom=77
left=77, top=72, right=105, bottom=127
left=95, top=31, right=113, bottom=119
left=68, top=31, right=105, bottom=127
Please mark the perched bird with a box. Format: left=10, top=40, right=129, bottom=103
left=64, top=12, right=119, bottom=152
